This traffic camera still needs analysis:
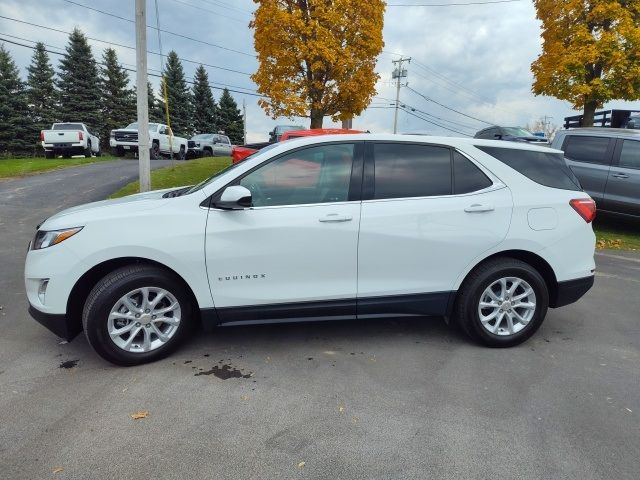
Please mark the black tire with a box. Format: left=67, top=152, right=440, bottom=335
left=95, top=148, right=101, bottom=157
left=82, top=265, right=195, bottom=366
left=150, top=141, right=160, bottom=160
left=85, top=141, right=92, bottom=158
left=203, top=147, right=213, bottom=158
left=45, top=150, right=54, bottom=159
left=453, top=258, right=549, bottom=347
left=176, top=145, right=186, bottom=160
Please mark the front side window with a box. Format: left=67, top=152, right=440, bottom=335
left=453, top=151, right=493, bottom=194
left=563, top=135, right=611, bottom=164
left=372, top=143, right=452, bottom=199
left=619, top=140, right=640, bottom=169
left=239, top=143, right=354, bottom=207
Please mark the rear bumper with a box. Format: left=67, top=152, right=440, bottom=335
left=28, top=305, right=80, bottom=341
left=551, top=275, right=594, bottom=308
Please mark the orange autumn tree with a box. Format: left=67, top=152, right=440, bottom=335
left=532, top=0, right=640, bottom=126
left=250, top=0, right=385, bottom=128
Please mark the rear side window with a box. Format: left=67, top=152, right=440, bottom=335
left=563, top=135, right=611, bottom=165
left=372, top=144, right=451, bottom=199
left=453, top=151, right=493, bottom=194
left=476, top=146, right=581, bottom=191
left=619, top=140, right=640, bottom=169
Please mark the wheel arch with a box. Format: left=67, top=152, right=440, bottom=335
left=66, top=257, right=201, bottom=335
left=449, top=249, right=560, bottom=316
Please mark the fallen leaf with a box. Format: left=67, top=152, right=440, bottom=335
left=130, top=410, right=149, bottom=420
left=241, top=395, right=249, bottom=401
left=338, top=406, right=344, bottom=413
left=52, top=467, right=64, bottom=474
left=297, top=461, right=305, bottom=468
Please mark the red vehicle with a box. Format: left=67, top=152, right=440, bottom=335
left=231, top=128, right=364, bottom=163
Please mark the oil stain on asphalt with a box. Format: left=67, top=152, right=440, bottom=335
left=195, top=364, right=252, bottom=380
left=59, top=359, right=79, bottom=369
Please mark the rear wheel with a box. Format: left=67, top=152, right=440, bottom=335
left=150, top=142, right=160, bottom=160
left=454, top=258, right=549, bottom=347
left=45, top=151, right=54, bottom=159
left=85, top=141, right=92, bottom=158
left=82, top=265, right=195, bottom=365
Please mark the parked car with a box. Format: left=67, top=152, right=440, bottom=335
left=231, top=129, right=364, bottom=163
left=475, top=126, right=549, bottom=144
left=187, top=134, right=233, bottom=158
left=551, top=128, right=640, bottom=218
left=110, top=122, right=188, bottom=160
left=26, top=134, right=595, bottom=365
left=41, top=123, right=100, bottom=158
left=269, top=124, right=305, bottom=143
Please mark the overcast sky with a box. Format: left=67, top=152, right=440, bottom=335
left=2, top=0, right=640, bottom=142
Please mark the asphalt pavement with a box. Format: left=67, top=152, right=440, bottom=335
left=0, top=160, right=638, bottom=479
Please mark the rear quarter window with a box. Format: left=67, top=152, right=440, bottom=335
left=476, top=146, right=581, bottom=191
left=562, top=135, right=611, bottom=165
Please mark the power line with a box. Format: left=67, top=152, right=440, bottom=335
left=387, top=0, right=522, bottom=6
left=0, top=35, right=264, bottom=98
left=399, top=100, right=478, bottom=132
left=406, top=85, right=492, bottom=125
left=0, top=14, right=253, bottom=76
left=167, top=0, right=250, bottom=23
left=60, top=0, right=254, bottom=57
left=399, top=105, right=471, bottom=136
left=197, top=0, right=254, bottom=14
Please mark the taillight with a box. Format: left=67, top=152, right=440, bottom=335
left=39, top=131, right=44, bottom=141
left=570, top=198, right=596, bottom=223
left=78, top=131, right=84, bottom=141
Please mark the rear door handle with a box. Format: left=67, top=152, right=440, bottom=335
left=611, top=172, right=629, bottom=179
left=464, top=203, right=494, bottom=213
left=319, top=214, right=353, bottom=223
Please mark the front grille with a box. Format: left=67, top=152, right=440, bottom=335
left=114, top=132, right=138, bottom=142
left=188, top=140, right=196, bottom=148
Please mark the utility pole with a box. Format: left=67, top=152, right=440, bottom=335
left=135, top=0, right=150, bottom=192
left=392, top=56, right=410, bottom=134
left=242, top=99, right=247, bottom=144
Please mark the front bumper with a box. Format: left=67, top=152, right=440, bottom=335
left=28, top=305, right=80, bottom=340
left=551, top=275, right=594, bottom=308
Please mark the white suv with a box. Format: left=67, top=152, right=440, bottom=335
left=25, top=135, right=596, bottom=365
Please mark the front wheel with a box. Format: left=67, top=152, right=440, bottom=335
left=176, top=145, right=186, bottom=160
left=82, top=265, right=195, bottom=365
left=454, top=258, right=549, bottom=347
left=150, top=142, right=160, bottom=160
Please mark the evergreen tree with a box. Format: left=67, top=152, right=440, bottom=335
left=99, top=48, right=136, bottom=148
left=26, top=42, right=57, bottom=134
left=158, top=51, right=193, bottom=136
left=192, top=65, right=218, bottom=134
left=0, top=45, right=33, bottom=155
left=57, top=28, right=102, bottom=134
left=218, top=88, right=244, bottom=144
left=147, top=81, right=163, bottom=123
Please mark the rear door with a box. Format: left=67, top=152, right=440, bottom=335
left=561, top=135, right=614, bottom=205
left=357, top=142, right=512, bottom=318
left=604, top=138, right=640, bottom=216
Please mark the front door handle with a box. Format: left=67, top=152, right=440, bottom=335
left=464, top=203, right=494, bottom=213
left=611, top=172, right=629, bottom=179
left=319, top=214, right=353, bottom=223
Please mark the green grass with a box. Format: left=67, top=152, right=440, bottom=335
left=594, top=216, right=640, bottom=251
left=110, top=156, right=232, bottom=198
left=0, top=155, right=116, bottom=179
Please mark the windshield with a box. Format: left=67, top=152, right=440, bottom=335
left=52, top=123, right=83, bottom=130
left=185, top=143, right=282, bottom=195
left=503, top=127, right=536, bottom=137
left=125, top=122, right=159, bottom=131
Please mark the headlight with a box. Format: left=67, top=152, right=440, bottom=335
left=32, top=227, right=83, bottom=250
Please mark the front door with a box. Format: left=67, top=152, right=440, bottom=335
left=205, top=142, right=363, bottom=322
left=357, top=143, right=512, bottom=317
left=604, top=138, right=640, bottom=217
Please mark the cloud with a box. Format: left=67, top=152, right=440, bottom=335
left=2, top=0, right=640, bottom=143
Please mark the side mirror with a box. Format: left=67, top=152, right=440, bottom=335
left=494, top=134, right=503, bottom=140
left=215, top=185, right=252, bottom=210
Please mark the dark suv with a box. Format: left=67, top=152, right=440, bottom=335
left=551, top=128, right=640, bottom=218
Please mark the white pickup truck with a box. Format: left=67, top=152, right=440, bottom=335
left=110, top=122, right=189, bottom=160
left=40, top=123, right=100, bottom=158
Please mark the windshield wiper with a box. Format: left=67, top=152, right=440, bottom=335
left=162, top=186, right=192, bottom=198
